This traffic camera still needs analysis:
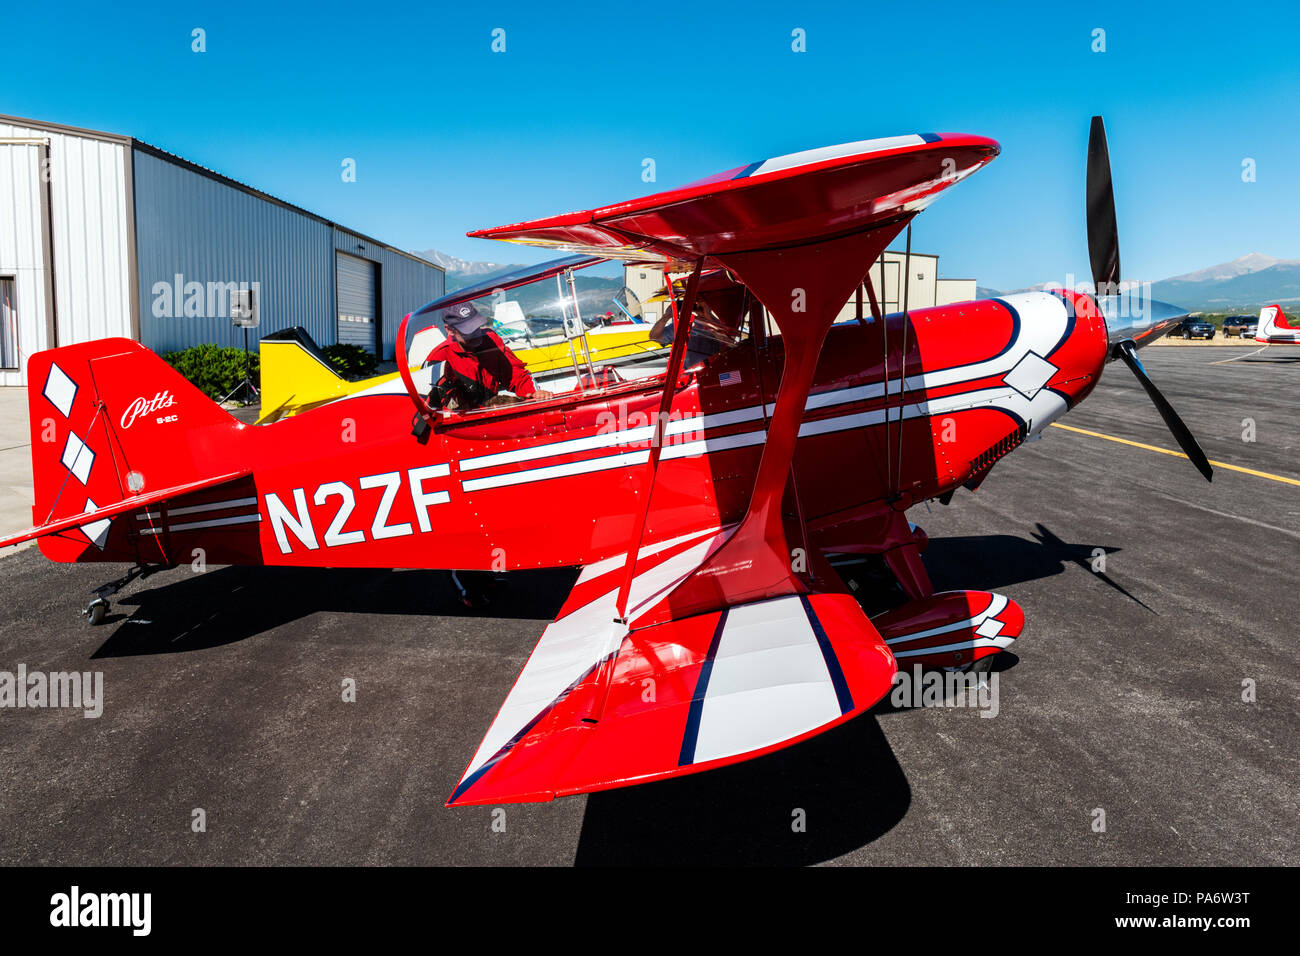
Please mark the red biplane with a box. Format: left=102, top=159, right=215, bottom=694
left=1, top=118, right=1210, bottom=806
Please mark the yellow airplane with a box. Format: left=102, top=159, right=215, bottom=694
left=257, top=254, right=671, bottom=422
left=256, top=323, right=667, bottom=423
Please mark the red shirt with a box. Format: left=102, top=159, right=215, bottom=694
left=426, top=328, right=536, bottom=398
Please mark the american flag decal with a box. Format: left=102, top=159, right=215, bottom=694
left=719, top=370, right=742, bottom=386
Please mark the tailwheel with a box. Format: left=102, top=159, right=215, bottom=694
left=83, top=562, right=175, bottom=626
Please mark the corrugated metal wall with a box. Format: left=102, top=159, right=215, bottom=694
left=133, top=149, right=443, bottom=360
left=0, top=120, right=132, bottom=384
left=133, top=149, right=335, bottom=355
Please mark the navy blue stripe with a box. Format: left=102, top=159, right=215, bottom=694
left=919, top=132, right=942, bottom=143
left=732, top=161, right=763, bottom=180
left=447, top=654, right=609, bottom=805
left=678, top=609, right=730, bottom=766
left=799, top=595, right=854, bottom=715
left=987, top=298, right=1024, bottom=363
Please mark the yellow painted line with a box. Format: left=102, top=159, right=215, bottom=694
left=1048, top=422, right=1300, bottom=487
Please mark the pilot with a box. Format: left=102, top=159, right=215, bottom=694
left=648, top=299, right=728, bottom=368
left=424, top=302, right=551, bottom=410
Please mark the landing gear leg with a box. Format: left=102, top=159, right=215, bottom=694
left=83, top=563, right=176, bottom=626
left=449, top=569, right=496, bottom=610
left=882, top=542, right=933, bottom=601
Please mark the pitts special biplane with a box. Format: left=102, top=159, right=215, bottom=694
left=0, top=119, right=1211, bottom=807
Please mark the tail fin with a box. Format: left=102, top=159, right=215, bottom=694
left=258, top=324, right=444, bottom=422
left=1257, top=304, right=1300, bottom=343
left=24, top=338, right=247, bottom=561
left=256, top=327, right=350, bottom=422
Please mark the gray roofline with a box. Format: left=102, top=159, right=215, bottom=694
left=0, top=112, right=444, bottom=275
left=0, top=113, right=131, bottom=145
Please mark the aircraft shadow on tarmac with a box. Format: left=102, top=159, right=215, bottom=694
left=574, top=713, right=911, bottom=866
left=84, top=523, right=1138, bottom=863
left=575, top=522, right=1137, bottom=864
left=89, top=565, right=578, bottom=658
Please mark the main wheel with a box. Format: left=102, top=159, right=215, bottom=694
left=84, top=599, right=108, bottom=626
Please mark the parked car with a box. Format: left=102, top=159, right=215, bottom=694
left=1222, top=315, right=1255, bottom=337
left=1240, top=320, right=1258, bottom=339
left=1169, top=317, right=1216, bottom=340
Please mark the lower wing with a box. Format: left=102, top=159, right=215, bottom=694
left=448, top=526, right=896, bottom=806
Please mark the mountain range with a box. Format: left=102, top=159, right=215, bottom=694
left=978, top=254, right=1300, bottom=312
left=415, top=249, right=520, bottom=284
left=1148, top=254, right=1300, bottom=311
left=415, top=248, right=628, bottom=319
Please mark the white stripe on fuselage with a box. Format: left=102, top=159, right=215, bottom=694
left=457, top=292, right=1071, bottom=489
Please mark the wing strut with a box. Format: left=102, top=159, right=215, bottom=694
left=613, top=258, right=705, bottom=621
left=632, top=222, right=909, bottom=626
left=864, top=266, right=891, bottom=493
left=894, top=223, right=913, bottom=495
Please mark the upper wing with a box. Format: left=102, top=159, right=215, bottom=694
left=448, top=526, right=896, bottom=806
left=469, top=132, right=998, bottom=262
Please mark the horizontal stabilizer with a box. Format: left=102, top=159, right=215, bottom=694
left=0, top=470, right=251, bottom=549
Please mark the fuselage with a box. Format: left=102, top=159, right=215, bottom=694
left=41, top=290, right=1109, bottom=571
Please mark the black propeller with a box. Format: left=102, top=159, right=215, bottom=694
left=1113, top=342, right=1214, bottom=481
left=1086, top=116, right=1213, bottom=482
left=1086, top=116, right=1121, bottom=292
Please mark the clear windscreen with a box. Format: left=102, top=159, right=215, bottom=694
left=455, top=274, right=645, bottom=348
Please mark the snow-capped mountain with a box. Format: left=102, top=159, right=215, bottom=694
left=416, top=249, right=524, bottom=285
left=979, top=253, right=1300, bottom=310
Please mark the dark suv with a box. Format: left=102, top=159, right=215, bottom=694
left=1170, top=317, right=1215, bottom=340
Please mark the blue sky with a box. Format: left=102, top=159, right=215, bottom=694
left=4, top=0, right=1298, bottom=289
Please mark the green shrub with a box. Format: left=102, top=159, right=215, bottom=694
left=320, top=343, right=378, bottom=379
left=163, top=344, right=260, bottom=402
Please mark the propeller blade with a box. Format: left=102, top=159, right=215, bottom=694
left=1114, top=341, right=1213, bottom=482
left=1086, top=115, right=1121, bottom=291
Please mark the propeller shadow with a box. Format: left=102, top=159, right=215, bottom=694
left=831, top=523, right=1140, bottom=613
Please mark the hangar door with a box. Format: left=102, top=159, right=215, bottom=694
left=335, top=251, right=379, bottom=353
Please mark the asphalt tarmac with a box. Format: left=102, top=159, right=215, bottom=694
left=1, top=345, right=1296, bottom=866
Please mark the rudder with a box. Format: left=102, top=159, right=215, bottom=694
left=26, top=338, right=246, bottom=561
